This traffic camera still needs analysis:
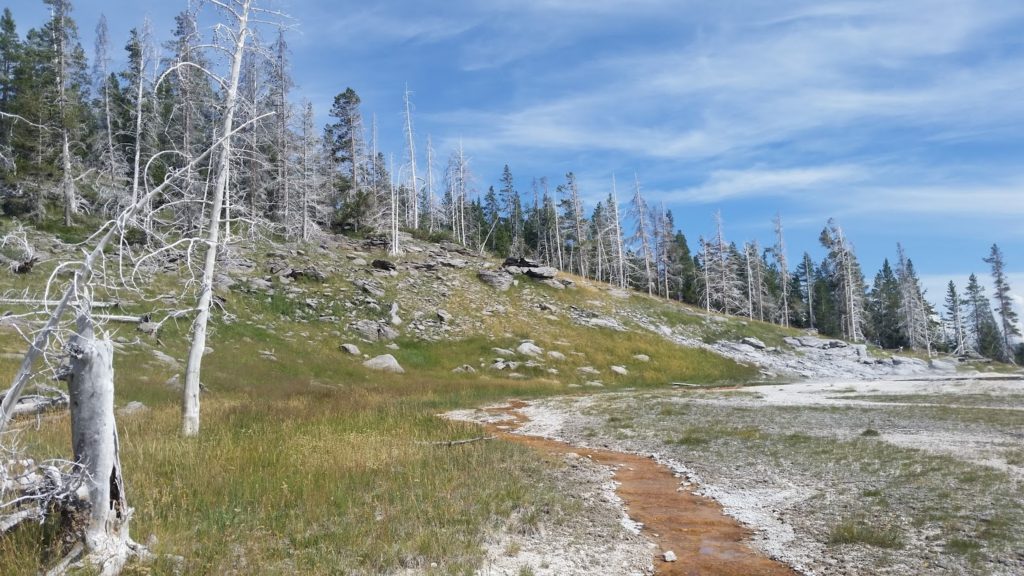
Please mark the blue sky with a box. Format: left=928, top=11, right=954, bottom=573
left=12, top=0, right=1024, bottom=313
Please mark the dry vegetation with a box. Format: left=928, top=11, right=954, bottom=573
left=0, top=226, right=757, bottom=574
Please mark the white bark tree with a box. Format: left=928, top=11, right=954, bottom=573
left=403, top=85, right=419, bottom=230
left=772, top=213, right=790, bottom=327
left=629, top=175, right=654, bottom=295
left=182, top=0, right=264, bottom=437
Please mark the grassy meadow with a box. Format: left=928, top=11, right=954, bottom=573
left=0, top=230, right=758, bottom=575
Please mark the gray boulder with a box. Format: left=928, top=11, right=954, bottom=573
left=741, top=337, right=767, bottom=350
left=363, top=354, right=404, bottom=374
left=349, top=319, right=399, bottom=342
left=478, top=270, right=513, bottom=291
left=340, top=343, right=361, bottom=355
left=525, top=266, right=558, bottom=279
left=516, top=341, right=544, bottom=357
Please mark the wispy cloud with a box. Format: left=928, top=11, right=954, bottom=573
left=655, top=165, right=866, bottom=204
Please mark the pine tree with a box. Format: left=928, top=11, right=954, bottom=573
left=868, top=259, right=903, bottom=349
left=0, top=8, right=20, bottom=161
left=944, top=281, right=966, bottom=354
left=963, top=273, right=1002, bottom=360
left=325, top=87, right=366, bottom=227
left=984, top=244, right=1021, bottom=363
left=819, top=219, right=867, bottom=341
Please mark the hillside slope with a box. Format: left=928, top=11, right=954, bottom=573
left=0, top=225, right=978, bottom=574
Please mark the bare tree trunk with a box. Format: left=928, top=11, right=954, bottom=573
left=403, top=86, right=418, bottom=229
left=182, top=0, right=253, bottom=437
left=59, top=315, right=136, bottom=575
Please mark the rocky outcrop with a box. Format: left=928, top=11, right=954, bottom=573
left=478, top=270, right=514, bottom=291
left=349, top=319, right=399, bottom=342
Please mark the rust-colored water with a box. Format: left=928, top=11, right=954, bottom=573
left=484, top=401, right=798, bottom=576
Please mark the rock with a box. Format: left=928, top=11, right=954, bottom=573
left=363, top=354, right=404, bottom=373
left=137, top=321, right=159, bottom=336
left=436, top=309, right=452, bottom=323
left=492, top=347, right=516, bottom=357
left=540, top=278, right=565, bottom=289
left=741, top=337, right=767, bottom=350
left=633, top=354, right=650, bottom=362
left=354, top=279, right=385, bottom=298
left=349, top=319, right=399, bottom=342
left=524, top=266, right=558, bottom=279
left=577, top=366, right=601, bottom=375
left=351, top=257, right=367, bottom=266
left=516, top=341, right=544, bottom=357
left=929, top=358, right=957, bottom=372
left=151, top=350, right=179, bottom=369
left=259, top=350, right=278, bottom=361
left=248, top=277, right=273, bottom=291
left=452, top=365, right=477, bottom=374
left=586, top=317, right=624, bottom=331
left=164, top=374, right=181, bottom=390
left=547, top=351, right=566, bottom=361
left=372, top=259, right=397, bottom=271
left=610, top=365, right=628, bottom=376
left=478, top=270, right=513, bottom=291
left=663, top=551, right=677, bottom=562
left=389, top=303, right=402, bottom=326
left=503, top=256, right=540, bottom=268
left=118, top=401, right=148, bottom=416
left=340, top=343, right=361, bottom=355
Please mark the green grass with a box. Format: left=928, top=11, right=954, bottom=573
left=0, top=228, right=761, bottom=575
left=828, top=519, right=905, bottom=549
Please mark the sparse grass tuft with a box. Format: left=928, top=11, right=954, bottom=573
left=828, top=519, right=904, bottom=549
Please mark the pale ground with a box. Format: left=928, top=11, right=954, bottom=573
left=450, top=373, right=1024, bottom=576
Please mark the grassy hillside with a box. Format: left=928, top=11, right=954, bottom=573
left=0, top=222, right=782, bottom=574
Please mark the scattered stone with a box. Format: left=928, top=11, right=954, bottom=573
left=452, top=365, right=477, bottom=374
left=151, top=350, right=179, bottom=369
left=436, top=309, right=453, bottom=323
left=540, top=278, right=565, bottom=289
left=492, top=347, right=516, bottom=357
left=351, top=257, right=367, bottom=266
left=164, top=374, right=181, bottom=390
left=118, top=401, right=149, bottom=416
left=259, top=350, right=278, bottom=361
left=340, top=343, right=361, bottom=355
left=349, top=319, right=400, bottom=342
left=929, top=358, right=957, bottom=372
left=547, top=351, right=566, bottom=361
left=478, top=270, right=514, bottom=291
left=363, top=354, right=404, bottom=373
left=610, top=365, right=628, bottom=376
left=524, top=266, right=558, bottom=279
left=248, top=277, right=273, bottom=291
left=741, top=337, right=767, bottom=350
left=516, top=341, right=544, bottom=357
left=577, top=366, right=601, bottom=375
left=663, top=551, right=677, bottom=562
left=633, top=354, right=650, bottom=362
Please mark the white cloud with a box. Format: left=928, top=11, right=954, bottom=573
left=656, top=165, right=866, bottom=204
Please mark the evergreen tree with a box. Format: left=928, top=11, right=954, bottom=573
left=944, top=281, right=966, bottom=354
left=868, top=259, right=903, bottom=348
left=0, top=8, right=20, bottom=160
left=819, top=219, right=868, bottom=341
left=325, top=87, right=366, bottom=226
left=983, top=244, right=1021, bottom=363
left=964, top=273, right=1002, bottom=360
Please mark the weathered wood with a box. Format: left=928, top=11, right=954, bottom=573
left=65, top=317, right=132, bottom=575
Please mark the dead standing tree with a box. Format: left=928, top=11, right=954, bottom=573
left=182, top=0, right=285, bottom=437
left=0, top=112, right=266, bottom=574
